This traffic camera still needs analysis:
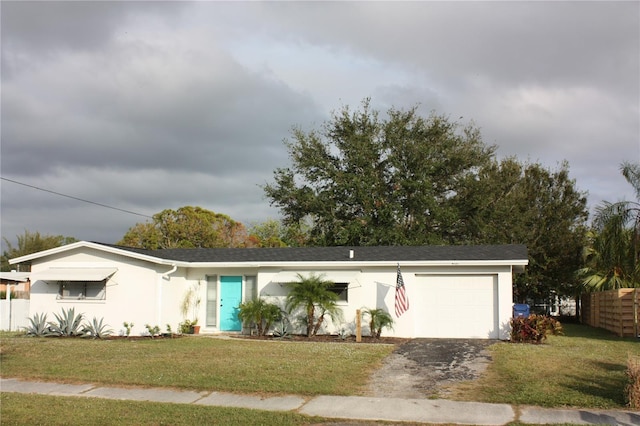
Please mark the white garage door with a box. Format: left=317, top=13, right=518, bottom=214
left=413, top=275, right=498, bottom=339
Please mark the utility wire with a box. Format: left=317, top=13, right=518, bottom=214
left=1, top=176, right=153, bottom=219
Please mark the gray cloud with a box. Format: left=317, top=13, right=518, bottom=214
left=1, top=1, right=187, bottom=54
left=1, top=1, right=638, bottom=248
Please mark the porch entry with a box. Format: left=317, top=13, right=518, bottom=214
left=219, top=276, right=242, bottom=331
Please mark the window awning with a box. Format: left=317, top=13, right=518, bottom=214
left=272, top=270, right=361, bottom=285
left=30, top=267, right=118, bottom=282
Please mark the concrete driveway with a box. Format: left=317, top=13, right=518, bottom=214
left=364, top=338, right=496, bottom=399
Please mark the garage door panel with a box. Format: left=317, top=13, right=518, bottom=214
left=413, top=275, right=498, bottom=339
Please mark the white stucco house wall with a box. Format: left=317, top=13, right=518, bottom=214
left=10, top=241, right=527, bottom=339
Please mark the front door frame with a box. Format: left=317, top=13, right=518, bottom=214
left=219, top=275, right=243, bottom=331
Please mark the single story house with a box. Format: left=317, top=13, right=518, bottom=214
left=10, top=241, right=527, bottom=339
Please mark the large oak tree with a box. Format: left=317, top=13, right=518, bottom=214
left=265, top=100, right=588, bottom=302
left=264, top=99, right=496, bottom=246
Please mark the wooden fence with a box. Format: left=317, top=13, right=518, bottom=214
left=581, top=288, right=639, bottom=337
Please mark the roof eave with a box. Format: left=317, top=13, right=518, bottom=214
left=9, top=241, right=177, bottom=267
left=185, top=259, right=529, bottom=269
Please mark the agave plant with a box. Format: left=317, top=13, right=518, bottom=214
left=48, top=307, right=85, bottom=336
left=24, top=312, right=52, bottom=337
left=82, top=317, right=114, bottom=339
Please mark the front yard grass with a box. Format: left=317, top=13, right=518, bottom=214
left=1, top=323, right=638, bottom=410
left=0, top=335, right=394, bottom=396
left=449, top=323, right=639, bottom=409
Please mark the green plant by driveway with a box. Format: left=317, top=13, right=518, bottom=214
left=363, top=308, right=394, bottom=338
left=509, top=314, right=563, bottom=343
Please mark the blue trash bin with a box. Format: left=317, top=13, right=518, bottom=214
left=513, top=304, right=530, bottom=318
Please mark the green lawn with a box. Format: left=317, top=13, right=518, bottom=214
left=0, top=335, right=394, bottom=396
left=449, top=323, right=639, bottom=409
left=1, top=323, right=638, bottom=412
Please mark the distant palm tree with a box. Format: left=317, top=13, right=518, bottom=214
left=285, top=273, right=342, bottom=337
left=580, top=162, right=640, bottom=290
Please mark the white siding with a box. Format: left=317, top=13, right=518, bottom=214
left=27, top=247, right=190, bottom=337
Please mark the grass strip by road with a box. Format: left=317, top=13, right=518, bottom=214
left=0, top=392, right=327, bottom=426
left=0, top=335, right=394, bottom=396
left=449, top=323, right=639, bottom=409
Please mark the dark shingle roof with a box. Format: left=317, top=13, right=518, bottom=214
left=96, top=243, right=527, bottom=263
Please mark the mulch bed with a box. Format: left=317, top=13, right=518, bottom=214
left=232, top=334, right=409, bottom=344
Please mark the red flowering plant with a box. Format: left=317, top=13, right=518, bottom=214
left=510, top=314, right=563, bottom=343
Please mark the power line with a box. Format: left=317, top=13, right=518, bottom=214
left=1, top=176, right=153, bottom=219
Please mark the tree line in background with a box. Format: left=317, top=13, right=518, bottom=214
left=2, top=99, right=637, bottom=308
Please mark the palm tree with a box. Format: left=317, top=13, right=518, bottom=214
left=363, top=308, right=394, bottom=338
left=285, top=273, right=342, bottom=337
left=238, top=298, right=282, bottom=336
left=580, top=162, right=640, bottom=290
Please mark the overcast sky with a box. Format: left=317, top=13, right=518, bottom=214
left=1, top=1, right=639, bottom=250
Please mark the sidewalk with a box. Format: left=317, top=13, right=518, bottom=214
left=1, top=377, right=638, bottom=425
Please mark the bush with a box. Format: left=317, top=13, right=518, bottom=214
left=238, top=298, right=282, bottom=336
left=179, top=319, right=196, bottom=334
left=626, top=357, right=640, bottom=409
left=144, top=324, right=161, bottom=337
left=510, top=314, right=563, bottom=343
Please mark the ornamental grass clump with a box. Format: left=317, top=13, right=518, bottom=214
left=510, top=314, right=563, bottom=343
left=626, top=356, right=640, bottom=409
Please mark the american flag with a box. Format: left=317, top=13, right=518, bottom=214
left=395, top=264, right=409, bottom=317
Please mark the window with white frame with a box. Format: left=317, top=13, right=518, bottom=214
left=58, top=281, right=106, bottom=300
left=329, top=283, right=349, bottom=302
left=244, top=275, right=257, bottom=302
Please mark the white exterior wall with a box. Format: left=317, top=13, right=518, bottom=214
left=27, top=247, right=190, bottom=336
left=253, top=264, right=516, bottom=339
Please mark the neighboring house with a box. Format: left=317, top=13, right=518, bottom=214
left=9, top=241, right=527, bottom=339
left=0, top=271, right=31, bottom=331
left=0, top=271, right=31, bottom=297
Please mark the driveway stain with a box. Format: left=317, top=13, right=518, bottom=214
left=364, top=338, right=496, bottom=399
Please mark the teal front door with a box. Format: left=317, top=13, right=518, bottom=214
left=220, top=276, right=242, bottom=331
